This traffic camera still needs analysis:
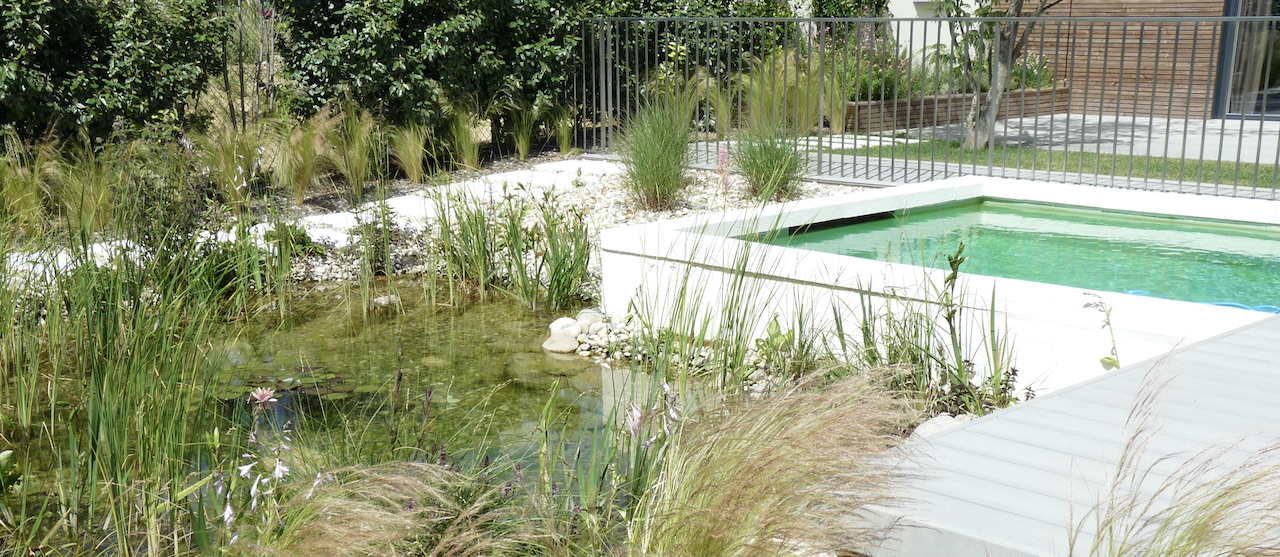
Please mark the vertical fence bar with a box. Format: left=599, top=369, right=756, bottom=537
left=1251, top=18, right=1273, bottom=196
left=1131, top=20, right=1152, bottom=189
left=1113, top=19, right=1128, bottom=187
left=1146, top=21, right=1163, bottom=189
left=1214, top=19, right=1234, bottom=196
left=1232, top=19, right=1254, bottom=192
left=1093, top=21, right=1112, bottom=184
left=1196, top=21, right=1217, bottom=193
left=1178, top=23, right=1197, bottom=191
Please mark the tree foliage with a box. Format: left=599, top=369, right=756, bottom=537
left=0, top=0, right=227, bottom=138
left=278, top=0, right=585, bottom=125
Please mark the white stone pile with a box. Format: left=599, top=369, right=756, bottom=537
left=542, top=308, right=640, bottom=361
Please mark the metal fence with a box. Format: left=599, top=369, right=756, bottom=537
left=577, top=16, right=1280, bottom=198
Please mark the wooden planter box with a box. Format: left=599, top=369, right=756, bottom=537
left=844, top=86, right=1071, bottom=134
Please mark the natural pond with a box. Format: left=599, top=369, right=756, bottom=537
left=209, top=280, right=612, bottom=453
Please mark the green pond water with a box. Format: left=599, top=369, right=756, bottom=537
left=212, top=282, right=611, bottom=451
left=758, top=199, right=1280, bottom=311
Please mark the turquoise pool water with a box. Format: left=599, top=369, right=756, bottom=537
left=760, top=199, right=1280, bottom=311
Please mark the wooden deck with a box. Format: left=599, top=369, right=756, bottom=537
left=853, top=314, right=1280, bottom=556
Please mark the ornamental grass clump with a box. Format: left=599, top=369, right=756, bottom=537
left=1069, top=369, right=1280, bottom=557
left=618, top=97, right=692, bottom=210
left=390, top=120, right=433, bottom=184
left=733, top=123, right=805, bottom=202
left=626, top=374, right=914, bottom=556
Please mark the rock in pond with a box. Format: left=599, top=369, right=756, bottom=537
left=543, top=317, right=582, bottom=353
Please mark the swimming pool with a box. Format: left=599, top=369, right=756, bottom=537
left=760, top=199, right=1280, bottom=312
left=600, top=177, right=1278, bottom=392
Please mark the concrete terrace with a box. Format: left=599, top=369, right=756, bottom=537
left=856, top=314, right=1280, bottom=556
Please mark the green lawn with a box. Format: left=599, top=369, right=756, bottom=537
left=830, top=139, right=1279, bottom=189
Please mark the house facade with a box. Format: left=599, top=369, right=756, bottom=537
left=888, top=0, right=1280, bottom=119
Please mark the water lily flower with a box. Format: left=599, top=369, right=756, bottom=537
left=248, top=387, right=276, bottom=406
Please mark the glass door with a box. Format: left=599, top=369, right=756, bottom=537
left=1227, top=0, right=1280, bottom=116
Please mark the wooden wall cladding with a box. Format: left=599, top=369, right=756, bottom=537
left=845, top=87, right=1071, bottom=133
left=1025, top=0, right=1226, bottom=118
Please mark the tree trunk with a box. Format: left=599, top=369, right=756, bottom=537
left=964, top=52, right=1012, bottom=149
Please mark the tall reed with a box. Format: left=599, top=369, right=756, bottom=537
left=434, top=192, right=499, bottom=295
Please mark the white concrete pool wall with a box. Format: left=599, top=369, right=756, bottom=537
left=599, top=177, right=1278, bottom=393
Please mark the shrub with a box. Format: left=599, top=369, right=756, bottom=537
left=733, top=124, right=805, bottom=202
left=0, top=0, right=227, bottom=138
left=278, top=0, right=582, bottom=128
left=618, top=98, right=691, bottom=210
